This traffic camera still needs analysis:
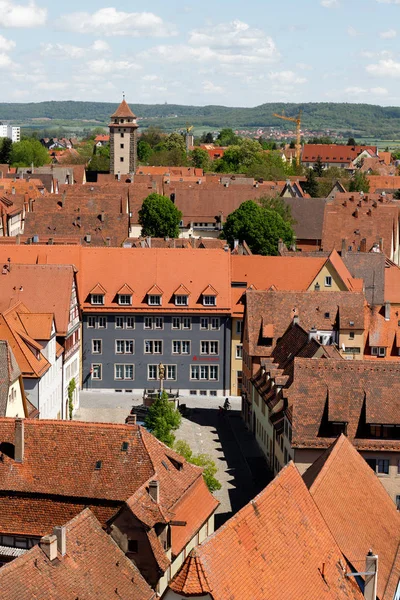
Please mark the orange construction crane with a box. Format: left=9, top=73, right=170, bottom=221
left=273, top=110, right=302, bottom=167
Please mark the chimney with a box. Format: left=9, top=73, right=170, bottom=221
left=343, top=200, right=347, bottom=207
left=234, top=239, right=239, bottom=250
left=353, top=208, right=359, bottom=218
left=293, top=309, right=299, bottom=325
left=350, top=195, right=355, bottom=202
left=147, top=236, right=151, bottom=248
left=53, top=526, right=67, bottom=556
left=379, top=237, right=384, bottom=252
left=125, top=414, right=137, bottom=425
left=105, top=237, right=111, bottom=246
left=11, top=186, right=15, bottom=195
left=61, top=191, right=66, bottom=208
left=100, top=211, right=105, bottom=223
left=278, top=239, right=285, bottom=254
left=40, top=535, right=58, bottom=561
left=385, top=301, right=390, bottom=321
left=29, top=198, right=33, bottom=212
left=48, top=237, right=54, bottom=245
left=360, top=238, right=367, bottom=252
left=341, top=238, right=347, bottom=257
left=364, top=551, right=378, bottom=600
left=15, top=418, right=24, bottom=463
left=149, top=480, right=160, bottom=503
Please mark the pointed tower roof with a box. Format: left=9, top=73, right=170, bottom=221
left=111, top=99, right=136, bottom=119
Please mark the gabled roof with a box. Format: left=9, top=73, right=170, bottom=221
left=302, top=144, right=377, bottom=163
left=202, top=284, right=218, bottom=296
left=174, top=283, right=190, bottom=296
left=169, top=462, right=363, bottom=600
left=147, top=283, right=163, bottom=296
left=111, top=99, right=136, bottom=119
left=116, top=283, right=134, bottom=295
left=327, top=249, right=363, bottom=292
left=0, top=509, right=155, bottom=600
left=289, top=358, right=400, bottom=451
left=89, top=282, right=107, bottom=295
left=18, top=313, right=53, bottom=341
left=304, top=435, right=400, bottom=600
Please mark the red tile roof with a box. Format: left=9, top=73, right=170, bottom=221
left=304, top=435, right=400, bottom=600
left=367, top=175, right=400, bottom=193
left=169, top=462, right=363, bottom=600
left=111, top=99, right=136, bottom=119
left=302, top=144, right=377, bottom=164
left=0, top=509, right=155, bottom=600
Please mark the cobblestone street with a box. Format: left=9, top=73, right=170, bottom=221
left=75, top=392, right=272, bottom=525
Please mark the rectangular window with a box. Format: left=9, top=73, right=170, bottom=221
left=120, top=143, right=124, bottom=149
left=371, top=347, right=386, bottom=357
left=349, top=331, right=355, bottom=340
left=201, top=341, right=219, bottom=355
left=92, top=364, right=102, bottom=380
left=236, top=320, right=243, bottom=335
left=191, top=365, right=219, bottom=381
left=98, top=317, right=107, bottom=329
left=324, top=276, right=332, bottom=287
left=166, top=365, right=177, bottom=380
left=203, top=295, right=216, bottom=306
left=115, top=364, right=134, bottom=380
left=92, top=340, right=102, bottom=354
left=88, top=316, right=96, bottom=328
left=144, top=316, right=163, bottom=330
left=91, top=294, right=104, bottom=305
left=148, top=365, right=157, bottom=380
left=145, top=340, right=163, bottom=354
left=120, top=157, right=124, bottom=162
left=236, top=344, right=243, bottom=359
left=126, top=317, right=135, bottom=329
left=182, top=317, right=191, bottom=330
left=396, top=495, right=400, bottom=510
left=209, top=365, right=218, bottom=380
left=200, top=317, right=209, bottom=330
left=377, top=458, right=389, bottom=474
left=173, top=340, right=191, bottom=354
left=116, top=340, right=134, bottom=354
left=211, top=317, right=220, bottom=330
left=191, top=365, right=200, bottom=380
left=172, top=317, right=181, bottom=330
left=115, top=316, right=135, bottom=329
left=148, top=295, right=162, bottom=306
left=175, top=295, right=188, bottom=306
left=115, top=317, right=124, bottom=329
left=118, top=295, right=132, bottom=305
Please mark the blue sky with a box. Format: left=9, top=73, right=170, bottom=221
left=1, top=0, right=400, bottom=106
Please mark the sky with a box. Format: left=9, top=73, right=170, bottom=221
left=1, top=0, right=400, bottom=107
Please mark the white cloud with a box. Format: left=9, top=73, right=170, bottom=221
left=85, top=59, right=142, bottom=74
left=366, top=58, right=400, bottom=77
left=142, top=74, right=160, bottom=81
left=370, top=86, right=389, bottom=94
left=58, top=8, right=175, bottom=37
left=380, top=29, right=397, bottom=38
left=203, top=80, right=225, bottom=94
left=0, top=52, right=14, bottom=69
left=41, top=40, right=110, bottom=60
left=347, top=26, right=359, bottom=37
left=36, top=81, right=68, bottom=90
left=0, top=35, right=15, bottom=51
left=140, top=20, right=279, bottom=66
left=296, top=62, right=313, bottom=70
left=269, top=70, right=307, bottom=85
left=321, top=0, right=339, bottom=7
left=376, top=0, right=400, bottom=3
left=0, top=0, right=47, bottom=27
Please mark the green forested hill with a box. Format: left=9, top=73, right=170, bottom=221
left=1, top=101, right=400, bottom=138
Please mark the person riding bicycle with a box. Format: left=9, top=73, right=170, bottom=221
left=223, top=398, right=231, bottom=410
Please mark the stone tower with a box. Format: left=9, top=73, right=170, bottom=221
left=109, top=98, right=138, bottom=176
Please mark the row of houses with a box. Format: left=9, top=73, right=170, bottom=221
left=0, top=417, right=398, bottom=599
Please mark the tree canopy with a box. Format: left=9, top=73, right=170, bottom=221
left=10, top=139, right=50, bottom=167
left=349, top=171, right=370, bottom=193
left=222, top=199, right=294, bottom=255
left=175, top=440, right=221, bottom=493
left=145, top=391, right=182, bottom=447
left=190, top=148, right=210, bottom=171
left=303, top=169, right=319, bottom=197
left=0, top=138, right=12, bottom=164
left=139, top=193, right=183, bottom=238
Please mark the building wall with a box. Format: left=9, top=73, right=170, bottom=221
left=111, top=129, right=131, bottom=175
left=252, top=390, right=274, bottom=470
left=164, top=591, right=212, bottom=600
left=338, top=329, right=364, bottom=360
left=38, top=353, right=63, bottom=419
left=82, top=313, right=231, bottom=396
left=5, top=379, right=25, bottom=418
left=309, top=263, right=348, bottom=292
left=230, top=317, right=243, bottom=396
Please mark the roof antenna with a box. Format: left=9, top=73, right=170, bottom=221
left=122, top=91, right=125, bottom=101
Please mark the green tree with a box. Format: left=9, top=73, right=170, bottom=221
left=217, top=128, right=239, bottom=146
left=289, top=140, right=296, bottom=149
left=190, top=148, right=210, bottom=171
left=394, top=189, right=400, bottom=200
left=175, top=440, right=221, bottom=493
left=165, top=132, right=186, bottom=153
left=303, top=168, right=319, bottom=197
left=138, top=140, right=152, bottom=163
left=145, top=391, right=182, bottom=447
left=349, top=171, right=370, bottom=193
left=87, top=154, right=110, bottom=172
left=0, top=138, right=13, bottom=164
left=139, top=193, right=182, bottom=238
left=313, top=155, right=324, bottom=177
left=347, top=137, right=356, bottom=146
left=200, top=132, right=214, bottom=144
left=140, top=127, right=165, bottom=148
left=260, top=196, right=295, bottom=226
left=67, top=378, right=76, bottom=420
left=10, top=139, right=50, bottom=167
left=222, top=200, right=294, bottom=256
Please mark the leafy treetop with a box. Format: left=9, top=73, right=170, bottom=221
left=144, top=391, right=182, bottom=448
left=139, top=193, right=183, bottom=238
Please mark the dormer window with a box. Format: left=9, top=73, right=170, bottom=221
left=203, top=295, right=216, bottom=306
left=175, top=295, right=188, bottom=306
left=149, top=295, right=162, bottom=306
left=91, top=294, right=104, bottom=305
left=119, top=294, right=132, bottom=306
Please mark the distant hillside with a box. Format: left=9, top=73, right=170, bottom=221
left=1, top=101, right=400, bottom=138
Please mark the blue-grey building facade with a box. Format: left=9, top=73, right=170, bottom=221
left=82, top=312, right=231, bottom=397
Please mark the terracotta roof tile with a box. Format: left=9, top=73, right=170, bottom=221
left=111, top=99, right=136, bottom=119
left=302, top=144, right=377, bottom=163
left=169, top=463, right=363, bottom=600
left=304, top=435, right=400, bottom=600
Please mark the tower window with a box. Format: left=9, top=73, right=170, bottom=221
left=120, top=157, right=124, bottom=162
left=120, top=144, right=124, bottom=149
left=121, top=133, right=124, bottom=138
